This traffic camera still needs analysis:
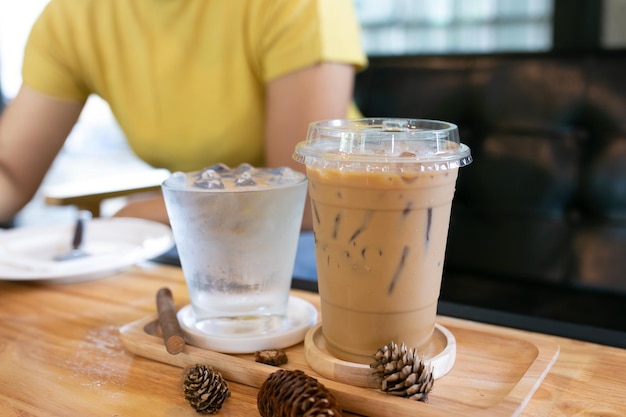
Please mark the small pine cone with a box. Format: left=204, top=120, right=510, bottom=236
left=370, top=341, right=434, bottom=402
left=255, top=349, right=288, bottom=366
left=258, top=369, right=342, bottom=417
left=182, top=364, right=231, bottom=414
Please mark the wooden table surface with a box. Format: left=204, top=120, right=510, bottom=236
left=1, top=263, right=625, bottom=416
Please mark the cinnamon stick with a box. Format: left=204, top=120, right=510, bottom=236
left=156, top=287, right=185, bottom=354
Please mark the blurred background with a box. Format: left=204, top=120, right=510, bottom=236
left=1, top=0, right=626, bottom=226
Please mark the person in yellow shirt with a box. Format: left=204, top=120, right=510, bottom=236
left=0, top=0, right=367, bottom=228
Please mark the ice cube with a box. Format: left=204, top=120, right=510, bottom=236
left=166, top=171, right=187, bottom=188
left=234, top=163, right=254, bottom=175
left=205, top=163, right=231, bottom=174
left=235, top=171, right=256, bottom=186
left=277, top=167, right=296, bottom=183
left=194, top=178, right=225, bottom=189
left=197, top=168, right=222, bottom=180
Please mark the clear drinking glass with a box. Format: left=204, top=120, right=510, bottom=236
left=162, top=164, right=308, bottom=336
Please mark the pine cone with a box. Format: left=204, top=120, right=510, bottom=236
left=258, top=369, right=342, bottom=417
left=370, top=341, right=434, bottom=402
left=182, top=364, right=231, bottom=414
left=255, top=349, right=289, bottom=366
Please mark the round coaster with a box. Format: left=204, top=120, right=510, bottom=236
left=304, top=323, right=456, bottom=388
left=178, top=296, right=318, bottom=354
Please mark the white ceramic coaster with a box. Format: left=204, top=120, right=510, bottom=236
left=177, top=295, right=318, bottom=354
left=304, top=322, right=456, bottom=388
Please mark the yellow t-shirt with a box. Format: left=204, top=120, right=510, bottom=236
left=22, top=0, right=367, bottom=171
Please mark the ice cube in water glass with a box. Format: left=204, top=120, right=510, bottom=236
left=194, top=167, right=226, bottom=189
left=205, top=163, right=231, bottom=174
left=195, top=178, right=225, bottom=189
left=235, top=163, right=254, bottom=175
left=278, top=167, right=296, bottom=183
left=235, top=171, right=256, bottom=186
left=166, top=171, right=187, bottom=188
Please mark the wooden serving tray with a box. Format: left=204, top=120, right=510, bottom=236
left=120, top=309, right=558, bottom=417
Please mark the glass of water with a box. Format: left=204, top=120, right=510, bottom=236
left=162, top=163, right=308, bottom=337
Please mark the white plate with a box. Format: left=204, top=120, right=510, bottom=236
left=0, top=218, right=174, bottom=282
left=178, top=296, right=318, bottom=353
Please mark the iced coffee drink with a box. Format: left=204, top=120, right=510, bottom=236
left=294, top=119, right=471, bottom=364
left=162, top=164, right=307, bottom=336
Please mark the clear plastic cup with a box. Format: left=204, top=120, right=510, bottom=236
left=162, top=164, right=307, bottom=337
left=293, top=118, right=471, bottom=363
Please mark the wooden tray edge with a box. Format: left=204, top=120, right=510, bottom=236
left=119, top=314, right=559, bottom=417
left=436, top=316, right=560, bottom=416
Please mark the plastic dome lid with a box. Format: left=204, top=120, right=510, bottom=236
left=293, top=118, right=472, bottom=171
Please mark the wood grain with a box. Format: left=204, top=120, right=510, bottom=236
left=120, top=311, right=559, bottom=416
left=0, top=264, right=625, bottom=416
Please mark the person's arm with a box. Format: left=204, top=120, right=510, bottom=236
left=0, top=85, right=83, bottom=223
left=264, top=62, right=356, bottom=230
